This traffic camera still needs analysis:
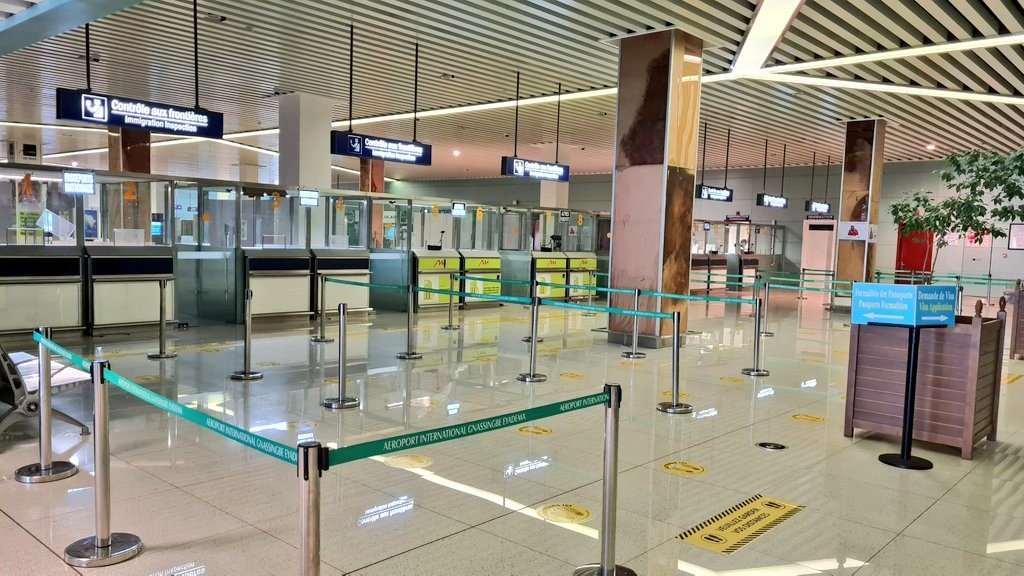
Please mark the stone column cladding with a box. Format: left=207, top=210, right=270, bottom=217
left=608, top=29, right=702, bottom=343
left=836, top=119, right=886, bottom=283
left=107, top=127, right=151, bottom=174
left=279, top=92, right=332, bottom=192
left=360, top=158, right=385, bottom=193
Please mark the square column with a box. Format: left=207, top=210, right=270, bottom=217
left=540, top=143, right=570, bottom=208
left=836, top=119, right=886, bottom=283
left=279, top=93, right=332, bottom=191
left=108, top=127, right=150, bottom=173
left=608, top=30, right=702, bottom=346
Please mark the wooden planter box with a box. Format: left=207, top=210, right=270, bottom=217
left=844, top=302, right=1007, bottom=459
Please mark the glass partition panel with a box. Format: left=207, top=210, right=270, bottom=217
left=412, top=202, right=454, bottom=249
left=241, top=190, right=305, bottom=248
left=200, top=186, right=237, bottom=248
left=87, top=179, right=170, bottom=246
left=457, top=205, right=500, bottom=250
left=174, top=184, right=199, bottom=246
left=324, top=197, right=368, bottom=248
left=500, top=208, right=527, bottom=250
left=0, top=171, right=77, bottom=246
left=371, top=198, right=410, bottom=249
left=560, top=213, right=595, bottom=252
left=532, top=209, right=559, bottom=251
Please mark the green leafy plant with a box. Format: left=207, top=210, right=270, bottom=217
left=889, top=150, right=1024, bottom=271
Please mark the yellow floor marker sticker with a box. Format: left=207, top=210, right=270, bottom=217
left=382, top=454, right=433, bottom=469
left=133, top=375, right=161, bottom=384
left=719, top=376, right=745, bottom=384
left=537, top=503, right=592, bottom=524
left=620, top=360, right=642, bottom=367
left=662, top=461, right=706, bottom=476
left=792, top=414, right=825, bottom=424
left=1003, top=374, right=1021, bottom=385
left=661, top=391, right=690, bottom=399
left=679, top=494, right=804, bottom=554
left=518, top=425, right=553, bottom=436
left=560, top=372, right=585, bottom=380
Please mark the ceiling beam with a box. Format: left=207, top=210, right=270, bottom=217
left=0, top=0, right=145, bottom=56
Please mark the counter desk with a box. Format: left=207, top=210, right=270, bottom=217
left=242, top=248, right=312, bottom=317
left=85, top=246, right=174, bottom=330
left=0, top=246, right=84, bottom=333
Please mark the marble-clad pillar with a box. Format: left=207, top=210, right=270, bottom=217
left=836, top=119, right=886, bottom=283
left=608, top=30, right=702, bottom=346
left=108, top=127, right=150, bottom=173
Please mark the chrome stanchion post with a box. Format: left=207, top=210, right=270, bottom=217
left=582, top=270, right=597, bottom=317
left=230, top=288, right=264, bottom=380
left=657, top=312, right=693, bottom=415
left=825, top=271, right=836, bottom=310
left=742, top=298, right=770, bottom=377
left=573, top=384, right=636, bottom=576
left=522, top=279, right=544, bottom=343
left=311, top=275, right=334, bottom=343
left=64, top=361, right=142, bottom=567
left=749, top=273, right=762, bottom=317
left=298, top=441, right=327, bottom=576
left=517, top=296, right=547, bottom=383
left=760, top=282, right=775, bottom=337
left=441, top=272, right=460, bottom=331
left=16, top=327, right=78, bottom=483
left=323, top=303, right=359, bottom=410
left=956, top=275, right=963, bottom=314
left=396, top=284, right=423, bottom=360
left=147, top=279, right=177, bottom=359
left=622, top=288, right=646, bottom=359
left=797, top=268, right=806, bottom=300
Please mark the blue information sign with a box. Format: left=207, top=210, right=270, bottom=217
left=330, top=131, right=432, bottom=166
left=499, top=156, right=570, bottom=182
left=851, top=283, right=957, bottom=327
left=56, top=88, right=224, bottom=138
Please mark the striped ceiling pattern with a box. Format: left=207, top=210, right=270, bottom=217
left=1, top=0, right=1022, bottom=182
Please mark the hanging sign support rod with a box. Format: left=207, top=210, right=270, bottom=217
left=412, top=43, right=419, bottom=142
left=723, top=128, right=731, bottom=187
left=555, top=82, right=562, bottom=163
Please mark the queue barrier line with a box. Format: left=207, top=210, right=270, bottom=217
left=325, top=277, right=408, bottom=291
left=644, top=290, right=754, bottom=305
left=454, top=274, right=533, bottom=287
left=770, top=283, right=853, bottom=296
left=536, top=280, right=635, bottom=296
left=413, top=285, right=531, bottom=305
left=34, top=332, right=299, bottom=465
left=541, top=298, right=673, bottom=319
left=328, top=391, right=609, bottom=467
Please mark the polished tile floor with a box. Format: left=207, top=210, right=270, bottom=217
left=1, top=291, right=1022, bottom=575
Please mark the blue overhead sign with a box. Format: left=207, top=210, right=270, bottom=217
left=851, top=283, right=957, bottom=327
left=500, top=156, right=570, bottom=182
left=330, top=131, right=432, bottom=166
left=56, top=88, right=224, bottom=138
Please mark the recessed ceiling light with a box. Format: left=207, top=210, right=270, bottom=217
left=926, top=143, right=936, bottom=150
left=71, top=161, right=79, bottom=167
left=452, top=150, right=461, bottom=157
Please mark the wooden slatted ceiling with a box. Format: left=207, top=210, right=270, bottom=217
left=0, top=0, right=41, bottom=20
left=1, top=0, right=1023, bottom=182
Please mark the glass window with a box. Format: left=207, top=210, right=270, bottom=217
left=322, top=197, right=367, bottom=248
left=241, top=189, right=306, bottom=249
left=174, top=184, right=199, bottom=246
left=0, top=171, right=78, bottom=246
left=83, top=179, right=169, bottom=246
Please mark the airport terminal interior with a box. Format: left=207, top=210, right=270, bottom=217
left=2, top=1, right=1024, bottom=575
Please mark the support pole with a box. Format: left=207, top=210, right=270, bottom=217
left=323, top=303, right=359, bottom=410
left=16, top=327, right=79, bottom=483
left=396, top=285, right=423, bottom=360
left=64, top=361, right=142, bottom=567
left=657, top=312, right=693, bottom=414
left=572, top=384, right=637, bottom=576
left=298, top=441, right=327, bottom=576
left=517, top=297, right=547, bottom=383
left=230, top=289, right=264, bottom=380
left=311, top=275, right=334, bottom=343
left=441, top=272, right=460, bottom=331
left=878, top=326, right=933, bottom=470
left=760, top=282, right=775, bottom=337
left=741, top=298, right=770, bottom=377
left=621, top=288, right=646, bottom=359
left=147, top=279, right=177, bottom=359
left=522, top=279, right=544, bottom=343
left=797, top=268, right=806, bottom=300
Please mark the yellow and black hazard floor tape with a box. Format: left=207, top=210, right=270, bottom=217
left=678, top=493, right=804, bottom=555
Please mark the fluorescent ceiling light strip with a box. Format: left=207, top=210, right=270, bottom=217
left=731, top=0, right=805, bottom=72
left=741, top=73, right=1024, bottom=105
left=0, top=120, right=106, bottom=133
left=43, top=147, right=107, bottom=159
left=763, top=32, right=1024, bottom=75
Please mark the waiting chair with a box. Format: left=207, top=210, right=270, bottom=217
left=0, top=344, right=90, bottom=437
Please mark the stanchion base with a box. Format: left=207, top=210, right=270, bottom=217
left=64, top=533, right=143, bottom=567
left=323, top=397, right=360, bottom=410
left=573, top=564, right=638, bottom=576
left=656, top=402, right=693, bottom=414
left=229, top=370, right=264, bottom=381
left=741, top=368, right=770, bottom=377
left=522, top=336, right=544, bottom=343
left=440, top=325, right=461, bottom=331
left=878, top=453, right=933, bottom=470
left=622, top=351, right=646, bottom=359
left=517, top=373, right=547, bottom=383
left=15, top=461, right=77, bottom=483
left=310, top=336, right=335, bottom=343
left=146, top=352, right=178, bottom=360
left=760, top=331, right=775, bottom=338
left=396, top=352, right=423, bottom=360
left=686, top=330, right=701, bottom=335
